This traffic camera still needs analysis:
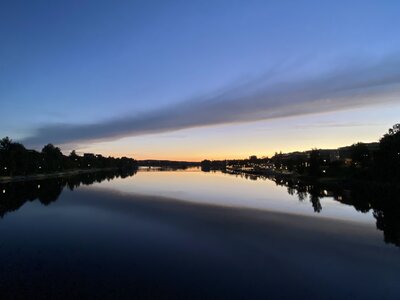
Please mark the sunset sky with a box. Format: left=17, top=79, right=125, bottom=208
left=1, top=1, right=400, bottom=161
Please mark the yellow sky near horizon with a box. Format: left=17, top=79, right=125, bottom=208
left=75, top=104, right=400, bottom=161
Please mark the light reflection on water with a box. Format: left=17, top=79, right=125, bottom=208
left=1, top=168, right=400, bottom=299
left=92, top=169, right=375, bottom=223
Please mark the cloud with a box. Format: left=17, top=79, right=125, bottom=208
left=23, top=55, right=400, bottom=147
left=293, top=121, right=381, bottom=130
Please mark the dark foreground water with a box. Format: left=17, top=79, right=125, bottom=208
left=1, top=169, right=400, bottom=299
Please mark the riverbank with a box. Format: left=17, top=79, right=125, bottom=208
left=0, top=168, right=118, bottom=183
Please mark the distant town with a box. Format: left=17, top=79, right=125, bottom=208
left=201, top=124, right=400, bottom=185
left=202, top=142, right=378, bottom=173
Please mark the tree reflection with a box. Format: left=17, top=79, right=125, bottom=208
left=222, top=169, right=400, bottom=247
left=0, top=169, right=137, bottom=218
left=309, top=185, right=322, bottom=213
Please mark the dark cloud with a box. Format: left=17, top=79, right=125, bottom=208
left=23, top=56, right=400, bottom=147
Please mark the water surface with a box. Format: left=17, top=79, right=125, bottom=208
left=0, top=169, right=399, bottom=299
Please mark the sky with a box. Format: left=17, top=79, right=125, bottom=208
left=1, top=0, right=400, bottom=161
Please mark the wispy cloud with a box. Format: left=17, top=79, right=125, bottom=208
left=23, top=55, right=400, bottom=147
left=294, top=121, right=381, bottom=130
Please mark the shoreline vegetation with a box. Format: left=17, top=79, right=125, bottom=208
left=0, top=139, right=138, bottom=182
left=201, top=123, right=400, bottom=188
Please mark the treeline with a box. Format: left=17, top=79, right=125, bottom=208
left=201, top=123, right=400, bottom=183
left=0, top=137, right=137, bottom=176
left=270, top=124, right=400, bottom=182
left=200, top=157, right=270, bottom=172
left=138, top=160, right=200, bottom=169
left=199, top=160, right=229, bottom=171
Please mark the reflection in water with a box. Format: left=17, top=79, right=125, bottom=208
left=224, top=170, right=400, bottom=247
left=1, top=169, right=400, bottom=298
left=2, top=168, right=400, bottom=248
left=0, top=169, right=137, bottom=218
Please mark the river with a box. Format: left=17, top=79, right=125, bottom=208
left=0, top=168, right=399, bottom=299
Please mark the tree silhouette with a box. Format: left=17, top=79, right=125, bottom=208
left=350, top=143, right=370, bottom=167
left=0, top=137, right=12, bottom=151
left=376, top=123, right=400, bottom=181
left=0, top=138, right=137, bottom=176
left=308, top=149, right=320, bottom=176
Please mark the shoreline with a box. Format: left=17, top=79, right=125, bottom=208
left=224, top=167, right=399, bottom=189
left=0, top=168, right=118, bottom=184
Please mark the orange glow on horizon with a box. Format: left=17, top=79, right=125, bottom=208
left=74, top=107, right=399, bottom=162
left=82, top=138, right=379, bottom=162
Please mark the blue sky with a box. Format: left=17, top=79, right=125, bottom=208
left=1, top=1, right=400, bottom=160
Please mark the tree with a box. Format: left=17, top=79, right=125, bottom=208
left=376, top=124, right=400, bottom=180
left=0, top=137, right=12, bottom=151
left=308, top=149, right=320, bottom=176
left=350, top=143, right=370, bottom=167
left=69, top=150, right=78, bottom=158
left=42, top=144, right=62, bottom=156
left=42, top=144, right=64, bottom=171
left=0, top=138, right=34, bottom=175
left=387, top=123, right=400, bottom=136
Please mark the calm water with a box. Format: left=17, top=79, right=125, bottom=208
left=1, top=168, right=400, bottom=299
